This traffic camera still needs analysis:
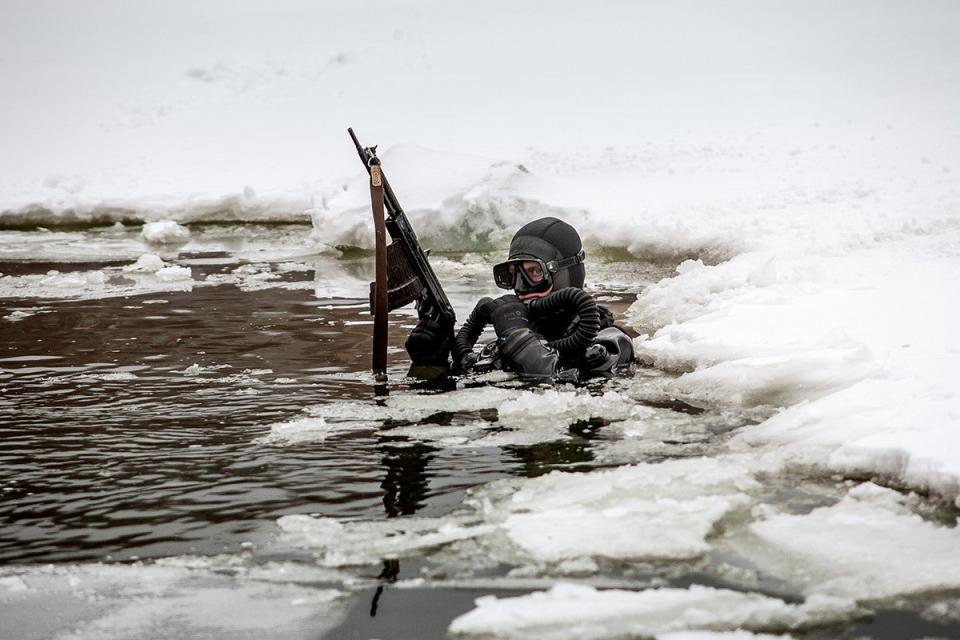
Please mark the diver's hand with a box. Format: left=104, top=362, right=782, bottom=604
left=583, top=343, right=609, bottom=369
left=456, top=351, right=479, bottom=373
left=405, top=317, right=451, bottom=366
left=482, top=294, right=529, bottom=338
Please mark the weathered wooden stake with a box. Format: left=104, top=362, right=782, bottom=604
left=370, top=158, right=388, bottom=381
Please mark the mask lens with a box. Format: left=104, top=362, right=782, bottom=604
left=493, top=262, right=515, bottom=289
left=494, top=258, right=553, bottom=293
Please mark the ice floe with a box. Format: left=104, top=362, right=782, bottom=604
left=727, top=482, right=960, bottom=601
left=448, top=582, right=858, bottom=640
left=122, top=253, right=165, bottom=272
left=470, top=456, right=766, bottom=564
left=277, top=514, right=494, bottom=567
left=0, top=561, right=350, bottom=640
left=255, top=416, right=377, bottom=446
left=141, top=220, right=191, bottom=244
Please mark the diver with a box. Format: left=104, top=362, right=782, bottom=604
left=405, top=217, right=634, bottom=380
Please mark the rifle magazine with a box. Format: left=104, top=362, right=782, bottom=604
left=367, top=241, right=424, bottom=314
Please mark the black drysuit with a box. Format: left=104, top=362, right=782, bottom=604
left=406, top=293, right=635, bottom=380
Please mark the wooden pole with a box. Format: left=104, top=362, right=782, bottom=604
left=370, top=159, right=388, bottom=379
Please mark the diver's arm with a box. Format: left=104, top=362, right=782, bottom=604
left=498, top=327, right=559, bottom=378
left=484, top=294, right=560, bottom=379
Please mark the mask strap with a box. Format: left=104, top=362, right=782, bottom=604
left=545, top=249, right=585, bottom=273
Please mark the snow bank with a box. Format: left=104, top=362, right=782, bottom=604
left=448, top=583, right=857, bottom=640
left=631, top=233, right=960, bottom=502
left=3, top=1, right=956, bottom=243
left=308, top=145, right=572, bottom=251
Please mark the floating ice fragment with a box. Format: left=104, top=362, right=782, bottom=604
left=0, top=561, right=350, bottom=639
left=123, top=253, right=164, bottom=273
left=306, top=399, right=429, bottom=422
left=276, top=514, right=494, bottom=566
left=276, top=261, right=312, bottom=272
left=731, top=482, right=960, bottom=600
left=448, top=583, right=857, bottom=640
left=497, top=389, right=650, bottom=429
left=78, top=371, right=138, bottom=382
left=473, top=456, right=764, bottom=563
left=3, top=310, right=33, bottom=322
left=387, top=386, right=514, bottom=413
left=141, top=220, right=191, bottom=244
left=255, top=416, right=376, bottom=445
left=155, top=265, right=192, bottom=281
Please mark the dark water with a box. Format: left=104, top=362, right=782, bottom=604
left=0, top=258, right=640, bottom=566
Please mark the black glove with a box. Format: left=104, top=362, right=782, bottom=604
left=456, top=351, right=479, bottom=373
left=583, top=343, right=610, bottom=369
left=405, top=317, right=451, bottom=366
left=481, top=294, right=529, bottom=338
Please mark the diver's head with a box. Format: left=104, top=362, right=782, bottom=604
left=493, top=217, right=586, bottom=300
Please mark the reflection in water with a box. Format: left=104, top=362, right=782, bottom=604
left=369, top=559, right=401, bottom=617
left=379, top=442, right=436, bottom=518
left=503, top=439, right=596, bottom=478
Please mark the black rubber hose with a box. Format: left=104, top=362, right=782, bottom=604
left=454, top=296, right=492, bottom=363
left=453, top=289, right=601, bottom=359
left=527, top=287, right=601, bottom=357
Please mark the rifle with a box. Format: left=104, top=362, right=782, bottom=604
left=348, top=128, right=457, bottom=345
